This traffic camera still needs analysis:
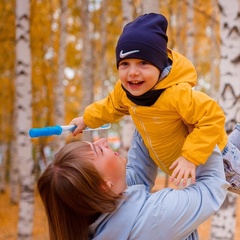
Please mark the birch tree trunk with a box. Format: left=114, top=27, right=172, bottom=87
left=99, top=0, right=107, bottom=100
left=210, top=0, right=240, bottom=239
left=175, top=1, right=185, bottom=54
left=10, top=140, right=19, bottom=203
left=218, top=0, right=240, bottom=130
left=54, top=0, right=68, bottom=151
left=0, top=144, right=7, bottom=192
left=77, top=0, right=94, bottom=141
left=141, top=0, right=159, bottom=14
left=186, top=0, right=194, bottom=64
left=121, top=0, right=134, bottom=26
left=15, top=0, right=35, bottom=239
left=97, top=0, right=108, bottom=139
left=209, top=0, right=220, bottom=99
left=119, top=0, right=135, bottom=157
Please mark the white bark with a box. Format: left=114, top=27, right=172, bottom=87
left=54, top=0, right=68, bottom=151
left=218, top=0, right=240, bottom=131
left=141, top=0, right=159, bottom=14
left=10, top=141, right=19, bottom=204
left=211, top=194, right=237, bottom=239
left=77, top=0, right=94, bottom=141
left=211, top=0, right=240, bottom=239
left=97, top=0, right=108, bottom=139
left=99, top=0, right=107, bottom=100
left=209, top=0, right=220, bottom=99
left=121, top=0, right=134, bottom=26
left=15, top=0, right=35, bottom=239
left=186, top=0, right=194, bottom=64
left=175, top=1, right=185, bottom=54
left=0, top=144, right=7, bottom=192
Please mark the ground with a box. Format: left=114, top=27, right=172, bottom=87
left=1, top=177, right=240, bottom=240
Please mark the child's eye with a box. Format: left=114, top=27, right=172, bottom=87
left=139, top=61, right=149, bottom=65
left=119, top=61, right=128, bottom=66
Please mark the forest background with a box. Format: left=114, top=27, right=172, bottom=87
left=0, top=0, right=240, bottom=239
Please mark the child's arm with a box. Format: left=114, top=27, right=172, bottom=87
left=169, top=156, right=196, bottom=186
left=168, top=120, right=196, bottom=186
left=171, top=83, right=227, bottom=166
left=70, top=81, right=129, bottom=135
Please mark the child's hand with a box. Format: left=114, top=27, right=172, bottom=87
left=69, top=117, right=87, bottom=136
left=169, top=156, right=196, bottom=187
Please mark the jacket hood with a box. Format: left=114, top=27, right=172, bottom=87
left=155, top=49, right=197, bottom=89
left=89, top=185, right=148, bottom=239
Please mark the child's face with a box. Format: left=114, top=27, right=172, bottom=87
left=118, top=58, right=160, bottom=96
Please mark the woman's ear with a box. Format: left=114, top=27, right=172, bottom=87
left=105, top=180, right=114, bottom=188
left=100, top=180, right=113, bottom=192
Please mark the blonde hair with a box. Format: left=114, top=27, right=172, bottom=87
left=38, top=141, right=121, bottom=240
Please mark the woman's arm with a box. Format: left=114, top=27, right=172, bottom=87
left=129, top=146, right=229, bottom=240
left=126, top=130, right=158, bottom=191
left=161, top=146, right=229, bottom=239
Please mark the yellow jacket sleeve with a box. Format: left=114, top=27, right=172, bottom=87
left=168, top=83, right=227, bottom=165
left=83, top=81, right=130, bottom=128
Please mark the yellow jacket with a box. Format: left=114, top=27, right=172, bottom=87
left=84, top=49, right=228, bottom=175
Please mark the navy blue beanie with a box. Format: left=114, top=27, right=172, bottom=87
left=116, top=13, right=168, bottom=72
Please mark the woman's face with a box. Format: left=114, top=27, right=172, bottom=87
left=88, top=138, right=127, bottom=182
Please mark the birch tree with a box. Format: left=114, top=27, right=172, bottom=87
left=77, top=0, right=94, bottom=141
left=209, top=0, right=220, bottom=99
left=121, top=0, right=134, bottom=26
left=0, top=144, right=6, bottom=192
left=0, top=1, right=15, bottom=171
left=119, top=0, right=135, bottom=157
left=141, top=0, right=159, bottom=14
left=15, top=0, right=35, bottom=239
left=210, top=0, right=240, bottom=239
left=9, top=140, right=19, bottom=204
left=175, top=1, right=185, bottom=54
left=218, top=0, right=240, bottom=130
left=79, top=0, right=94, bottom=112
left=99, top=0, right=107, bottom=100
left=54, top=0, right=68, bottom=151
left=186, top=0, right=194, bottom=64
left=96, top=0, right=108, bottom=139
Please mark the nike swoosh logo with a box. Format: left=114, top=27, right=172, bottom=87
left=120, top=50, right=140, bottom=58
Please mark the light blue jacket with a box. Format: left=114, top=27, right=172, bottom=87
left=89, top=131, right=229, bottom=240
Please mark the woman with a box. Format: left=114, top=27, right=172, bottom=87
left=38, top=131, right=229, bottom=240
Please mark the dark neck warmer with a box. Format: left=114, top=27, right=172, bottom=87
left=121, top=85, right=165, bottom=106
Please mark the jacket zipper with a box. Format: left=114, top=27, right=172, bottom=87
left=132, top=106, right=169, bottom=174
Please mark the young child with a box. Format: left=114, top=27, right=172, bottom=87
left=71, top=13, right=240, bottom=192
